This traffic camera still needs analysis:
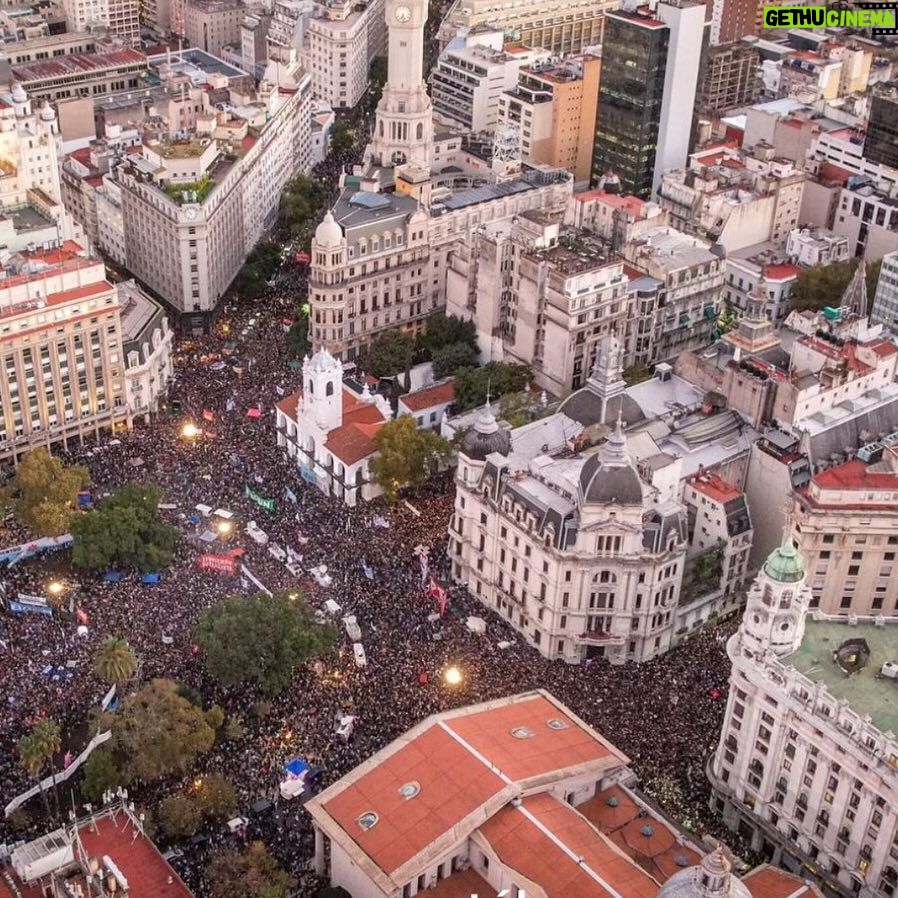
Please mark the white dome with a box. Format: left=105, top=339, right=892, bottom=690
left=315, top=211, right=342, bottom=248
left=305, top=347, right=341, bottom=374
left=40, top=100, right=55, bottom=121
left=658, top=850, right=752, bottom=898
left=11, top=81, right=26, bottom=104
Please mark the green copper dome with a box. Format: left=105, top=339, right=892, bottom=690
left=764, top=537, right=805, bottom=583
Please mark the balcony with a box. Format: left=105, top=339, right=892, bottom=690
left=576, top=629, right=625, bottom=646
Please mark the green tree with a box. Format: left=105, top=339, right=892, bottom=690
left=81, top=749, right=124, bottom=803
left=195, top=774, right=238, bottom=820
left=237, top=242, right=281, bottom=301
left=453, top=362, right=531, bottom=411
left=370, top=414, right=451, bottom=502
left=791, top=258, right=882, bottom=313
left=70, top=483, right=178, bottom=571
left=329, top=120, right=354, bottom=155
left=0, top=448, right=88, bottom=537
left=286, top=314, right=310, bottom=359
left=431, top=341, right=479, bottom=378
left=196, top=592, right=336, bottom=696
left=366, top=329, right=415, bottom=378
left=417, top=312, right=478, bottom=358
left=18, top=719, right=62, bottom=820
left=206, top=842, right=295, bottom=898
left=112, top=679, right=217, bottom=782
left=93, top=636, right=138, bottom=693
left=280, top=175, right=330, bottom=239
left=158, top=794, right=202, bottom=839
left=623, top=364, right=652, bottom=386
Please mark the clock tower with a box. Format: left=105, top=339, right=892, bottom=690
left=367, top=0, right=433, bottom=171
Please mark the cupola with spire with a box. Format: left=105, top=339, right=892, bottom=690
left=459, top=401, right=511, bottom=462
left=658, top=847, right=751, bottom=898
left=314, top=211, right=343, bottom=248
left=578, top=416, right=642, bottom=506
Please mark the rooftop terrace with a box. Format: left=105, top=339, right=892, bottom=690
left=788, top=619, right=898, bottom=735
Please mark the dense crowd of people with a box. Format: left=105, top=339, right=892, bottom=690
left=0, top=103, right=746, bottom=894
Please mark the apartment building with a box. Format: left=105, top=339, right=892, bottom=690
left=170, top=0, right=245, bottom=58
left=658, top=143, right=806, bottom=254
left=832, top=180, right=898, bottom=262
left=871, top=250, right=898, bottom=337
left=864, top=87, right=898, bottom=171
left=440, top=0, right=616, bottom=57
left=0, top=30, right=99, bottom=65
left=498, top=53, right=600, bottom=183
left=114, top=59, right=313, bottom=330
left=304, top=0, right=385, bottom=109
left=431, top=27, right=542, bottom=134
left=725, top=245, right=799, bottom=325
left=0, top=243, right=129, bottom=462
left=710, top=537, right=898, bottom=898
left=696, top=40, right=759, bottom=117
left=785, top=226, right=849, bottom=268
left=60, top=0, right=138, bottom=46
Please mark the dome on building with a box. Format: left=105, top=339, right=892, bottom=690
left=39, top=100, right=55, bottom=122
left=578, top=418, right=642, bottom=506
left=305, top=347, right=341, bottom=374
left=11, top=81, right=26, bottom=104
left=658, top=848, right=752, bottom=898
left=764, top=536, right=805, bottom=583
left=460, top=403, right=511, bottom=461
left=315, top=211, right=342, bottom=248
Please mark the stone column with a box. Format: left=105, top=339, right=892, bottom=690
left=314, top=824, right=326, bottom=876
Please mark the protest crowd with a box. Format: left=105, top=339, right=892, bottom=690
left=0, top=119, right=746, bottom=893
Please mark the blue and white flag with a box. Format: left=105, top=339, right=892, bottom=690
left=363, top=564, right=374, bottom=580
left=284, top=486, right=297, bottom=504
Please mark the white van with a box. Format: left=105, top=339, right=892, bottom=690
left=342, top=615, right=362, bottom=641
left=195, top=504, right=213, bottom=517
left=324, top=598, right=342, bottom=616
left=352, top=643, right=367, bottom=668
left=213, top=508, right=234, bottom=520
left=268, top=543, right=287, bottom=562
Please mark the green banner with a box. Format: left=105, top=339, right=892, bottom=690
left=245, top=485, right=276, bottom=512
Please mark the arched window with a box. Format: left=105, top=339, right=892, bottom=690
left=325, top=381, right=334, bottom=397
left=308, top=379, right=314, bottom=394
left=379, top=121, right=383, bottom=137
left=416, top=123, right=423, bottom=140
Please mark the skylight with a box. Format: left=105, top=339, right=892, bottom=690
left=511, top=726, right=535, bottom=739
left=398, top=782, right=420, bottom=799
left=546, top=718, right=569, bottom=730
left=357, top=812, right=379, bottom=830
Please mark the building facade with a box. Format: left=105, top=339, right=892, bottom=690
left=10, top=49, right=147, bottom=103
left=60, top=0, right=138, bottom=45
left=449, top=404, right=688, bottom=664
left=871, top=250, right=898, bottom=337
left=0, top=243, right=130, bottom=462
left=864, top=88, right=898, bottom=171
left=710, top=537, right=898, bottom=898
left=591, top=1, right=706, bottom=199
left=305, top=0, right=385, bottom=109
left=696, top=41, right=759, bottom=117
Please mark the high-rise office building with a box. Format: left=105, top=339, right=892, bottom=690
left=864, top=88, right=898, bottom=170
left=871, top=250, right=898, bottom=337
left=591, top=0, right=706, bottom=199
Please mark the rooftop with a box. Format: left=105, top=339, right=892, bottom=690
left=573, top=189, right=648, bottom=218
left=688, top=470, right=742, bottom=503
left=399, top=378, right=455, bottom=413
left=787, top=619, right=898, bottom=734
left=12, top=48, right=146, bottom=83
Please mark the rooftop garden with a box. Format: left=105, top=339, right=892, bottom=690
left=163, top=176, right=213, bottom=205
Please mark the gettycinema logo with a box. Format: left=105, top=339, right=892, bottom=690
left=763, top=0, right=898, bottom=33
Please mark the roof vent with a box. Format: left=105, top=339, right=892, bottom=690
left=640, top=825, right=655, bottom=838
left=511, top=726, right=535, bottom=739
left=546, top=718, right=569, bottom=731
left=606, top=796, right=620, bottom=808
left=357, top=812, right=379, bottom=830
left=398, top=782, right=420, bottom=799
left=675, top=855, right=689, bottom=867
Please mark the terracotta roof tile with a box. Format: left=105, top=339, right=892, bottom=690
left=743, top=865, right=824, bottom=898
left=400, top=379, right=455, bottom=413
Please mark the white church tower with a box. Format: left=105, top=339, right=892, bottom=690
left=302, top=348, right=343, bottom=432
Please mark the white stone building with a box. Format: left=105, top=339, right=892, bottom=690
left=709, top=536, right=898, bottom=898
left=275, top=348, right=392, bottom=506
left=871, top=250, right=898, bottom=338
left=304, top=0, right=385, bottom=109
left=449, top=383, right=689, bottom=664
left=61, top=0, right=139, bottom=46
left=724, top=246, right=799, bottom=326
left=786, top=227, right=850, bottom=268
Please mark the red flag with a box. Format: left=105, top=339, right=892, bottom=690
left=203, top=409, right=215, bottom=422
left=75, top=606, right=90, bottom=625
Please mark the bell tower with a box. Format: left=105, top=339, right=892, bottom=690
left=740, top=534, right=811, bottom=658
left=303, top=349, right=344, bottom=432
left=367, top=0, right=433, bottom=170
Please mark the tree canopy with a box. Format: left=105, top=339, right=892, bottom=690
left=112, top=679, right=218, bottom=782
left=370, top=414, right=451, bottom=502
left=416, top=312, right=478, bottom=358
left=158, top=775, right=237, bottom=839
left=791, top=258, right=882, bottom=312
left=236, top=242, right=281, bottom=301
left=70, top=483, right=178, bottom=571
left=431, top=342, right=479, bottom=379
left=81, top=749, right=124, bottom=802
left=0, top=449, right=88, bottom=537
left=206, top=842, right=295, bottom=898
left=453, top=362, right=531, bottom=411
left=329, top=120, right=354, bottom=156
left=280, top=175, right=330, bottom=241
left=366, top=329, right=415, bottom=379
left=196, top=592, right=336, bottom=696
left=93, top=636, right=138, bottom=690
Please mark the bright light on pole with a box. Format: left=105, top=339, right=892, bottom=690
left=47, top=581, right=65, bottom=596
left=182, top=423, right=200, bottom=439
left=217, top=520, right=232, bottom=535
left=444, top=666, right=463, bottom=687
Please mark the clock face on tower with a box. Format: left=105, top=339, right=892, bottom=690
left=394, top=4, right=411, bottom=21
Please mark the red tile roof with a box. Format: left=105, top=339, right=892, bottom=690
left=817, top=161, right=853, bottom=184
left=312, top=692, right=628, bottom=880
left=75, top=813, right=193, bottom=898
left=574, top=190, right=647, bottom=217
left=480, top=793, right=659, bottom=898
left=743, top=865, right=824, bottom=898
left=688, top=470, right=741, bottom=504
left=400, top=379, right=455, bottom=413
left=811, top=458, right=898, bottom=492
left=13, top=49, right=146, bottom=83
left=764, top=262, right=800, bottom=280
left=425, top=869, right=497, bottom=898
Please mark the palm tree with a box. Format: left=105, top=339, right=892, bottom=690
left=18, top=720, right=62, bottom=822
left=93, top=636, right=138, bottom=695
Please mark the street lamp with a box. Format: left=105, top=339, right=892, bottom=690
left=47, top=581, right=65, bottom=597
left=443, top=666, right=463, bottom=687
left=217, top=520, right=232, bottom=535
left=182, top=422, right=200, bottom=439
